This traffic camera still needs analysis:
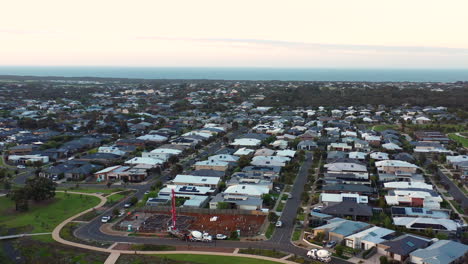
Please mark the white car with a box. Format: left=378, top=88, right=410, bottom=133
left=275, top=221, right=283, bottom=227
left=17, top=165, right=26, bottom=169
left=101, top=216, right=112, bottom=223
left=216, top=234, right=227, bottom=240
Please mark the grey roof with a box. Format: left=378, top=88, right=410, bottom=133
left=410, top=240, right=468, bottom=264
left=322, top=184, right=375, bottom=193
left=189, top=169, right=225, bottom=177
left=381, top=234, right=431, bottom=256
left=321, top=201, right=373, bottom=217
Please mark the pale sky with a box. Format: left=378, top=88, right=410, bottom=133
left=1, top=0, right=468, bottom=68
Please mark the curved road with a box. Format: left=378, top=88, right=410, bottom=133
left=74, top=152, right=349, bottom=263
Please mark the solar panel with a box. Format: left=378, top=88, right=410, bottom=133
left=391, top=207, right=406, bottom=215
left=406, top=241, right=415, bottom=247
left=411, top=208, right=423, bottom=213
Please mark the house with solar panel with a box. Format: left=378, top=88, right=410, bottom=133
left=377, top=234, right=432, bottom=262
left=344, top=226, right=396, bottom=250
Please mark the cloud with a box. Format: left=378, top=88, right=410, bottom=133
left=136, top=36, right=468, bottom=55
left=0, top=29, right=61, bottom=36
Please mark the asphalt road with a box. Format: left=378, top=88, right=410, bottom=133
left=270, top=152, right=312, bottom=244
left=437, top=168, right=468, bottom=208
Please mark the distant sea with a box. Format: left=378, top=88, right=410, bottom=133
left=0, top=66, right=467, bottom=82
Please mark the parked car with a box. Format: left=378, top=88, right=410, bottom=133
left=101, top=216, right=112, bottom=223
left=124, top=202, right=133, bottom=208
left=324, top=241, right=337, bottom=248
left=144, top=191, right=150, bottom=195
left=275, top=220, right=283, bottom=227
left=17, top=165, right=26, bottom=169
left=312, top=206, right=323, bottom=212
left=216, top=234, right=227, bottom=240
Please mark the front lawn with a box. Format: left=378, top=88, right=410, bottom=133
left=0, top=192, right=100, bottom=240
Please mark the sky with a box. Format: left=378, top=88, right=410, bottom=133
left=1, top=0, right=468, bottom=68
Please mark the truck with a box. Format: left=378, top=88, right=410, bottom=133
left=188, top=230, right=213, bottom=242
left=306, top=249, right=331, bottom=263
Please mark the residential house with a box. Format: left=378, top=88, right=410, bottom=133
left=194, top=160, right=230, bottom=171
left=321, top=201, right=373, bottom=221
left=345, top=226, right=396, bottom=250
left=378, top=234, right=432, bottom=263
left=410, top=240, right=468, bottom=264
left=172, top=175, right=220, bottom=189
left=313, top=218, right=371, bottom=243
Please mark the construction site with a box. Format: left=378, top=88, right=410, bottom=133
left=115, top=191, right=267, bottom=237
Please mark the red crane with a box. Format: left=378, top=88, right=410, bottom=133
left=171, top=188, right=177, bottom=230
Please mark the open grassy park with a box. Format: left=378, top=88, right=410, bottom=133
left=448, top=133, right=468, bottom=148
left=0, top=192, right=100, bottom=241
left=156, top=254, right=282, bottom=264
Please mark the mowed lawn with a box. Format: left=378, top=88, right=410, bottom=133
left=372, top=124, right=398, bottom=132
left=158, top=254, right=282, bottom=264
left=448, top=133, right=468, bottom=148
left=56, top=187, right=121, bottom=195
left=0, top=192, right=100, bottom=240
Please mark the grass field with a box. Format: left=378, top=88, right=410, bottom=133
left=265, top=223, right=275, bottom=239
left=106, top=192, right=126, bottom=203
left=57, top=187, right=122, bottom=195
left=372, top=124, right=398, bottom=132
left=292, top=230, right=301, bottom=241
left=0, top=192, right=100, bottom=241
left=158, top=254, right=282, bottom=264
left=448, top=133, right=468, bottom=148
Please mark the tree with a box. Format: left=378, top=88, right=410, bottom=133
left=10, top=188, right=29, bottom=211
left=230, top=230, right=238, bottom=240
left=268, top=212, right=279, bottom=223
left=379, top=256, right=388, bottom=264
left=217, top=202, right=231, bottom=209
left=24, top=177, right=56, bottom=202
left=112, top=208, right=120, bottom=216
left=130, top=196, right=138, bottom=205
left=238, top=155, right=251, bottom=168
left=335, top=245, right=344, bottom=257
left=262, top=194, right=274, bottom=207
left=170, top=164, right=183, bottom=176
left=168, top=155, right=179, bottom=164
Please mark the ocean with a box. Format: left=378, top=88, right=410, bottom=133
left=0, top=66, right=467, bottom=82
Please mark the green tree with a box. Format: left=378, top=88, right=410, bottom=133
left=24, top=176, right=56, bottom=202
left=217, top=202, right=231, bottom=209
left=238, top=155, right=251, bottom=168
left=10, top=188, right=29, bottom=211
left=262, top=194, right=274, bottom=207
left=379, top=256, right=388, bottom=264
left=268, top=212, right=279, bottom=222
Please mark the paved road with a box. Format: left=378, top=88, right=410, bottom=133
left=270, top=152, right=312, bottom=244
left=437, top=168, right=468, bottom=208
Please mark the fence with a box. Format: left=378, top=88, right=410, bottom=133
left=139, top=205, right=267, bottom=216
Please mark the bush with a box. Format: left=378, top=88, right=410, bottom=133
left=380, top=256, right=388, bottom=264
